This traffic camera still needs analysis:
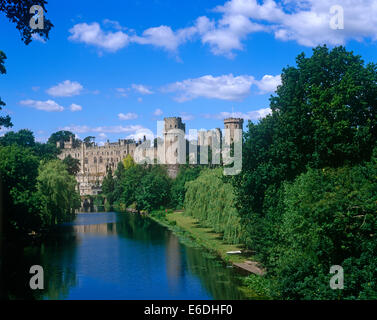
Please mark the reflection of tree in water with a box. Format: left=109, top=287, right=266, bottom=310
left=3, top=225, right=78, bottom=300
left=165, top=233, right=183, bottom=293
left=115, top=213, right=168, bottom=244
left=184, top=247, right=246, bottom=300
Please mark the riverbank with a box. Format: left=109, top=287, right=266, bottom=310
left=148, top=209, right=270, bottom=299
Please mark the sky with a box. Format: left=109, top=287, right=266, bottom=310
left=1, top=0, right=377, bottom=145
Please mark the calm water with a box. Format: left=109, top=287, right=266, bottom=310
left=8, top=212, right=248, bottom=300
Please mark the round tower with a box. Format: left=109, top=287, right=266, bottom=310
left=224, top=118, right=244, bottom=143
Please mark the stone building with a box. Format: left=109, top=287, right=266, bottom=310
left=58, top=137, right=138, bottom=196
left=58, top=116, right=244, bottom=198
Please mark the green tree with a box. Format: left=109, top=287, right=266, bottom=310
left=122, top=154, right=135, bottom=170
left=101, top=168, right=115, bottom=206
left=0, top=145, right=40, bottom=237
left=0, top=50, right=12, bottom=129
left=272, top=160, right=377, bottom=299
left=170, top=165, right=202, bottom=208
left=0, top=129, right=35, bottom=147
left=47, top=131, right=79, bottom=148
left=36, top=160, right=80, bottom=225
left=119, top=164, right=145, bottom=208
left=62, top=155, right=80, bottom=176
left=135, top=166, right=171, bottom=212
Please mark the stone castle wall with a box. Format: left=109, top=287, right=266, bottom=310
left=58, top=117, right=243, bottom=197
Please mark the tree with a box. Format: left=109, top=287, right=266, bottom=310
left=232, top=45, right=377, bottom=250
left=62, top=155, right=80, bottom=176
left=47, top=131, right=79, bottom=148
left=135, top=166, right=171, bottom=212
left=0, top=145, right=40, bottom=237
left=36, top=160, right=80, bottom=225
left=0, top=50, right=12, bottom=129
left=170, top=165, right=201, bottom=208
left=83, top=136, right=95, bottom=147
left=123, top=154, right=135, bottom=170
left=0, top=129, right=35, bottom=147
left=101, top=168, right=115, bottom=206
left=0, top=0, right=53, bottom=45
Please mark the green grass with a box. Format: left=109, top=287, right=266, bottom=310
left=151, top=210, right=254, bottom=264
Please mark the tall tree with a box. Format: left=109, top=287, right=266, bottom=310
left=0, top=0, right=53, bottom=45
left=0, top=50, right=12, bottom=129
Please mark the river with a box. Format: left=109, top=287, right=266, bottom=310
left=6, top=212, right=250, bottom=300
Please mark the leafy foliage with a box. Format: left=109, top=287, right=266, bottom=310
left=0, top=0, right=53, bottom=45
left=36, top=160, right=80, bottom=225
left=230, top=45, right=377, bottom=299
left=185, top=168, right=244, bottom=244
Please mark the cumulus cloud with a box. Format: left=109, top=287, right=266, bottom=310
left=253, top=74, right=281, bottom=94
left=60, top=124, right=145, bottom=134
left=70, top=103, right=82, bottom=112
left=131, top=25, right=197, bottom=52
left=68, top=22, right=129, bottom=52
left=209, top=0, right=377, bottom=54
left=47, top=80, right=83, bottom=97
left=131, top=84, right=154, bottom=95
left=204, top=107, right=272, bottom=121
left=165, top=74, right=255, bottom=102
left=68, top=1, right=377, bottom=57
left=118, top=112, right=138, bottom=120
left=20, top=99, right=64, bottom=112
left=154, top=108, right=163, bottom=116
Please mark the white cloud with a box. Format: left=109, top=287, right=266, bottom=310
left=68, top=22, right=129, bottom=52
left=47, top=80, right=83, bottom=97
left=164, top=74, right=254, bottom=102
left=131, top=25, right=196, bottom=52
left=20, top=99, right=64, bottom=112
left=209, top=0, right=377, bottom=55
left=154, top=108, right=163, bottom=116
left=60, top=124, right=144, bottom=134
left=116, top=87, right=128, bottom=97
left=68, top=1, right=377, bottom=58
left=70, top=103, right=82, bottom=112
left=131, top=84, right=154, bottom=95
left=180, top=112, right=194, bottom=121
left=126, top=128, right=155, bottom=142
left=204, top=107, right=271, bottom=121
left=31, top=33, right=46, bottom=43
left=137, top=97, right=143, bottom=103
left=253, top=74, right=281, bottom=94
left=118, top=112, right=138, bottom=120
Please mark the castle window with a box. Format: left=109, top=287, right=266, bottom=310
left=99, top=157, right=103, bottom=164
left=94, top=157, right=97, bottom=164
left=84, top=158, right=88, bottom=164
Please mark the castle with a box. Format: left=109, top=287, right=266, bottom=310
left=58, top=117, right=243, bottom=197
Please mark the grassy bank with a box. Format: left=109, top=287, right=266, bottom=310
left=149, top=209, right=272, bottom=299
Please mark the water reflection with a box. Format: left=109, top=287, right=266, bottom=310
left=5, top=212, right=248, bottom=300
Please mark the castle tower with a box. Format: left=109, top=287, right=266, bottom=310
left=224, top=118, right=244, bottom=143
left=163, top=117, right=186, bottom=171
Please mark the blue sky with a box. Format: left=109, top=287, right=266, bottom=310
left=1, top=0, right=377, bottom=144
